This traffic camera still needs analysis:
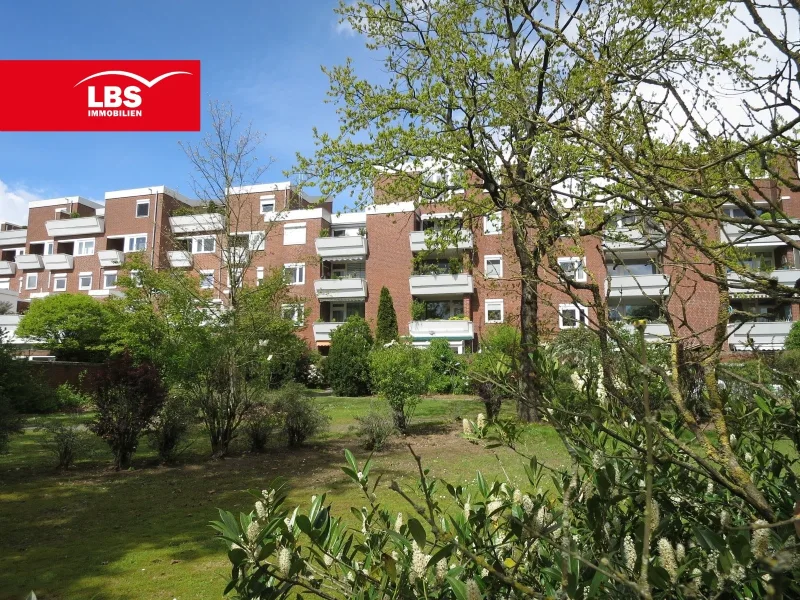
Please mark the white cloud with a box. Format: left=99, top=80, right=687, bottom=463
left=0, top=179, right=41, bottom=225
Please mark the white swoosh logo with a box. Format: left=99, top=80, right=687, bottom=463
left=74, top=70, right=192, bottom=88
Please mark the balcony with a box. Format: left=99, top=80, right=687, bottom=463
left=41, top=254, right=74, bottom=271
left=603, top=226, right=665, bottom=252
left=314, top=278, right=368, bottom=301
left=727, top=269, right=800, bottom=295
left=88, top=289, right=125, bottom=299
left=167, top=250, right=193, bottom=268
left=98, top=250, right=125, bottom=268
left=728, top=321, right=793, bottom=351
left=409, top=273, right=474, bottom=296
left=720, top=221, right=800, bottom=247
left=15, top=255, right=43, bottom=270
left=315, top=236, right=368, bottom=261
left=312, top=322, right=343, bottom=343
left=0, top=229, right=27, bottom=246
left=409, top=230, right=473, bottom=253
left=169, top=213, right=225, bottom=234
left=29, top=292, right=51, bottom=299
left=409, top=319, right=474, bottom=341
left=46, top=215, right=104, bottom=237
left=0, top=261, right=16, bottom=276
left=607, top=274, right=670, bottom=297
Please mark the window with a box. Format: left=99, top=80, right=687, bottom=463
left=103, top=271, right=118, bottom=289
left=0, top=279, right=9, bottom=290
left=130, top=270, right=142, bottom=287
left=483, top=212, right=502, bottom=235
left=421, top=299, right=464, bottom=320
left=331, top=261, right=365, bottom=279
left=332, top=227, right=362, bottom=237
left=558, top=257, right=586, bottom=282
left=200, top=270, right=215, bottom=289
left=228, top=268, right=243, bottom=289
left=606, top=259, right=657, bottom=277
left=136, top=199, right=150, bottom=218
left=125, top=235, right=147, bottom=252
left=25, top=273, right=38, bottom=290
left=78, top=274, right=92, bottom=290
left=282, top=303, right=305, bottom=325
left=330, top=302, right=366, bottom=322
left=485, top=299, right=504, bottom=323
left=44, top=241, right=55, bottom=256
left=260, top=195, right=276, bottom=214
left=559, top=304, right=588, bottom=329
left=484, top=255, right=503, bottom=279
left=257, top=266, right=264, bottom=285
left=609, top=303, right=661, bottom=322
left=191, top=236, right=216, bottom=254
left=283, top=223, right=307, bottom=245
left=75, top=239, right=95, bottom=256
left=248, top=232, right=266, bottom=251
left=53, top=276, right=67, bottom=292
left=284, top=263, right=306, bottom=285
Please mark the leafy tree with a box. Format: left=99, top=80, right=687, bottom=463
left=89, top=352, right=167, bottom=469
left=327, top=316, right=373, bottom=397
left=784, top=320, right=800, bottom=351
left=16, top=293, right=113, bottom=362
left=374, top=286, right=398, bottom=347
left=369, top=342, right=429, bottom=431
left=0, top=330, right=56, bottom=415
left=425, top=338, right=465, bottom=395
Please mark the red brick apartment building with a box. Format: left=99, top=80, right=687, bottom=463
left=1, top=174, right=799, bottom=354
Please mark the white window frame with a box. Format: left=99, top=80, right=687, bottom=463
left=191, top=236, right=216, bottom=254
left=136, top=199, right=150, bottom=218
left=256, top=266, right=264, bottom=285
left=124, top=234, right=147, bottom=253
left=284, top=263, right=306, bottom=285
left=53, top=276, right=67, bottom=292
left=260, top=195, right=276, bottom=214
left=557, top=256, right=587, bottom=282
left=78, top=273, right=93, bottom=290
left=282, top=303, right=305, bottom=326
left=75, top=239, right=96, bottom=256
left=227, top=268, right=243, bottom=289
left=483, top=212, right=502, bottom=235
left=485, top=299, right=505, bottom=324
left=103, top=271, right=118, bottom=290
left=484, top=255, right=503, bottom=279
left=0, top=279, right=9, bottom=290
left=44, top=241, right=55, bottom=256
left=558, top=303, right=589, bottom=329
left=283, top=223, right=307, bottom=246
left=199, top=270, right=215, bottom=289
left=25, top=273, right=38, bottom=290
left=248, top=231, right=266, bottom=251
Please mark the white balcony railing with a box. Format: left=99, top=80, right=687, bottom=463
left=41, top=254, right=74, bottom=271
left=98, top=250, right=125, bottom=268
left=45, top=215, right=104, bottom=237
left=728, top=321, right=793, bottom=351
left=720, top=221, right=800, bottom=247
left=727, top=269, right=800, bottom=295
left=88, top=289, right=125, bottom=299
left=169, top=213, right=225, bottom=234
left=409, top=273, right=474, bottom=296
left=312, top=322, right=343, bottom=343
left=603, top=226, right=665, bottom=252
left=15, top=255, right=43, bottom=270
left=408, top=319, right=474, bottom=341
left=606, top=274, right=670, bottom=297
left=167, top=250, right=193, bottom=268
left=0, top=261, right=16, bottom=276
left=314, top=278, right=368, bottom=301
left=315, top=236, right=368, bottom=261
left=0, top=229, right=27, bottom=246
left=409, top=230, right=474, bottom=253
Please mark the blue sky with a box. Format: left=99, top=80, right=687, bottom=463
left=0, top=0, right=368, bottom=223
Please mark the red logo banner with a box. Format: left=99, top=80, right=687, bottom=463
left=0, top=60, right=201, bottom=131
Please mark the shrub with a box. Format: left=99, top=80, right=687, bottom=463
left=468, top=325, right=521, bottom=420
left=785, top=320, right=800, bottom=351
left=243, top=399, right=277, bottom=453
left=327, top=316, right=373, bottom=396
left=54, top=382, right=92, bottom=413
left=147, top=395, right=194, bottom=463
left=426, top=338, right=467, bottom=394
left=272, top=383, right=330, bottom=447
left=37, top=420, right=92, bottom=469
left=773, top=348, right=800, bottom=378
left=90, top=352, right=167, bottom=469
left=369, top=342, right=429, bottom=432
left=353, top=411, right=395, bottom=450
left=375, top=286, right=399, bottom=346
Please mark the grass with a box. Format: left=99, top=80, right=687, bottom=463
left=0, top=394, right=568, bottom=600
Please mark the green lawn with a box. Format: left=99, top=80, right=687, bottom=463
left=0, top=395, right=568, bottom=600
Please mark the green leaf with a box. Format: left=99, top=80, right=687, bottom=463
left=753, top=395, right=772, bottom=415
left=427, top=543, right=453, bottom=567
left=447, top=575, right=469, bottom=600
left=295, top=514, right=312, bottom=535
left=407, top=518, right=427, bottom=548
left=344, top=448, right=358, bottom=473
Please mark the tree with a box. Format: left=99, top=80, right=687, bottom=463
left=369, top=342, right=429, bottom=431
left=0, top=301, right=13, bottom=315
left=0, top=331, right=23, bottom=452
left=374, top=286, right=398, bottom=346
left=16, top=294, right=113, bottom=361
left=327, top=316, right=373, bottom=397
left=89, top=352, right=167, bottom=469
left=785, top=320, right=800, bottom=351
